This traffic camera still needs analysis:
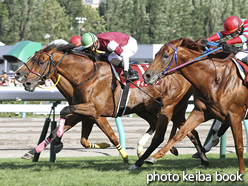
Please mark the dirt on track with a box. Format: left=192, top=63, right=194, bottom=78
left=0, top=117, right=246, bottom=159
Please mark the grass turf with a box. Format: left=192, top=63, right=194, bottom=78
left=0, top=153, right=248, bottom=186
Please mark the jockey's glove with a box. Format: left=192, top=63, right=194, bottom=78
left=219, top=41, right=229, bottom=51
left=231, top=46, right=241, bottom=55
left=201, top=38, right=209, bottom=44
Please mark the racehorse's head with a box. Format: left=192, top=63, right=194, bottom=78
left=23, top=44, right=58, bottom=92
left=143, top=38, right=204, bottom=85
left=15, top=46, right=48, bottom=83
left=14, top=56, right=34, bottom=83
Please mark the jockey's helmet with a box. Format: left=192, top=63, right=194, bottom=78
left=70, top=36, right=81, bottom=47
left=223, top=16, right=243, bottom=35
left=81, top=33, right=98, bottom=49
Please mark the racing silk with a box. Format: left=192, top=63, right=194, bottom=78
left=96, top=32, right=130, bottom=56
left=207, top=19, right=248, bottom=45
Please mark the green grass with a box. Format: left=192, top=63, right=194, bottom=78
left=0, top=154, right=248, bottom=186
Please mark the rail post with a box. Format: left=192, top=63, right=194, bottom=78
left=21, top=101, right=27, bottom=118
left=33, top=117, right=51, bottom=162
left=115, top=117, right=126, bottom=150
left=243, top=120, right=248, bottom=152
left=50, top=101, right=59, bottom=163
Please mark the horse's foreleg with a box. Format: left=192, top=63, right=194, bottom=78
left=95, top=117, right=128, bottom=163
left=54, top=114, right=82, bottom=153
left=57, top=103, right=100, bottom=138
left=131, top=113, right=171, bottom=168
left=22, top=115, right=81, bottom=159
left=229, top=113, right=245, bottom=174
left=150, top=110, right=205, bottom=161
left=135, top=111, right=157, bottom=158
left=137, top=130, right=154, bottom=158
left=21, top=128, right=58, bottom=159
left=168, top=124, right=179, bottom=156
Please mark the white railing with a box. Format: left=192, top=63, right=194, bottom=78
left=0, top=87, right=194, bottom=114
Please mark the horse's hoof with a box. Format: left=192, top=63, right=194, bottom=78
left=54, top=142, right=63, bottom=153
left=170, top=147, right=179, bottom=156
left=128, top=164, right=140, bottom=170
left=192, top=152, right=200, bottom=159
left=212, top=139, right=219, bottom=147
left=198, top=164, right=206, bottom=168
left=137, top=151, right=144, bottom=158
left=21, top=152, right=34, bottom=160
left=123, top=158, right=129, bottom=163
left=144, top=157, right=157, bottom=164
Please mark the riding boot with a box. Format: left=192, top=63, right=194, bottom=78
left=117, top=61, right=139, bottom=82
left=127, top=65, right=139, bottom=81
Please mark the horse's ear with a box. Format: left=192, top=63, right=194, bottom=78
left=177, top=38, right=185, bottom=46
left=195, top=37, right=204, bottom=43
left=39, top=46, right=47, bottom=51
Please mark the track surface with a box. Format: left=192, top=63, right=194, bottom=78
left=0, top=117, right=247, bottom=159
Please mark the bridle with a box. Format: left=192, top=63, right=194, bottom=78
left=27, top=50, right=67, bottom=84
left=26, top=49, right=98, bottom=87
left=161, top=44, right=179, bottom=75
left=160, top=43, right=222, bottom=76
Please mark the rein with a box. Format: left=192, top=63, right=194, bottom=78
left=38, top=74, right=61, bottom=89
left=162, top=43, right=222, bottom=76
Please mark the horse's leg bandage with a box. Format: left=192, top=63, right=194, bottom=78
left=90, top=143, right=111, bottom=149
left=57, top=118, right=65, bottom=137
left=35, top=137, right=51, bottom=153
left=116, top=144, right=128, bottom=162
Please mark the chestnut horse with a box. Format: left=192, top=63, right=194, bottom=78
left=16, top=54, right=160, bottom=161
left=20, top=43, right=206, bottom=164
left=141, top=37, right=247, bottom=173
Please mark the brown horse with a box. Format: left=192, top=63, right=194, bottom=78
left=20, top=43, right=206, bottom=165
left=16, top=56, right=157, bottom=162
left=141, top=37, right=247, bottom=173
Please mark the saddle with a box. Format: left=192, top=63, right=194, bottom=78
left=231, top=58, right=248, bottom=85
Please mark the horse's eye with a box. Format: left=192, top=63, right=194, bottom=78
left=39, top=61, right=45, bottom=65
left=162, top=54, right=169, bottom=58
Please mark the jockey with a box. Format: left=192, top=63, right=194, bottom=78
left=80, top=32, right=139, bottom=82
left=204, top=16, right=248, bottom=63
left=69, top=36, right=81, bottom=47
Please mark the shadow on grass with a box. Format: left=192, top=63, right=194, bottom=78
left=0, top=153, right=248, bottom=174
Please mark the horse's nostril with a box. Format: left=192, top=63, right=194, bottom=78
left=15, top=72, right=20, bottom=76
left=146, top=74, right=151, bottom=79
left=25, top=82, right=31, bottom=86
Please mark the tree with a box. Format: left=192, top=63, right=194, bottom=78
left=43, top=0, right=71, bottom=44
left=56, top=0, right=83, bottom=35
left=0, top=0, right=44, bottom=44
left=132, top=0, right=150, bottom=44
left=147, top=0, right=168, bottom=44
left=80, top=5, right=106, bottom=35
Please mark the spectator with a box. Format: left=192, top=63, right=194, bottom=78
left=1, top=72, right=8, bottom=82
left=9, top=78, right=16, bottom=87
left=45, top=79, right=54, bottom=87
left=3, top=78, right=9, bottom=86
left=0, top=79, right=3, bottom=86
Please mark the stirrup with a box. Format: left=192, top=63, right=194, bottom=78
left=127, top=74, right=139, bottom=82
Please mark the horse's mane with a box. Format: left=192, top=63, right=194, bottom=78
left=176, top=37, right=233, bottom=59
left=178, top=37, right=206, bottom=52
left=54, top=43, right=107, bottom=62
left=41, top=43, right=75, bottom=53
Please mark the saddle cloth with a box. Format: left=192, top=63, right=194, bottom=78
left=231, top=58, right=248, bottom=85
left=111, top=63, right=161, bottom=88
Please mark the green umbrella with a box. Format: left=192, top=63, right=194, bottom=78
left=3, top=40, right=42, bottom=63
